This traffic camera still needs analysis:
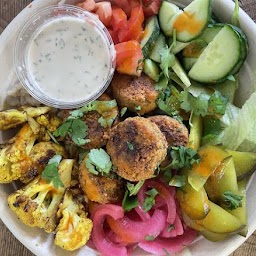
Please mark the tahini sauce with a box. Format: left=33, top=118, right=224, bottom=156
left=26, top=16, right=111, bottom=102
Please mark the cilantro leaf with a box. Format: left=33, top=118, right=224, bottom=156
left=42, top=155, right=64, bottom=188
left=122, top=190, right=139, bottom=212
left=159, top=45, right=175, bottom=78
left=179, top=90, right=228, bottom=117
left=222, top=191, right=243, bottom=210
left=208, top=91, right=228, bottom=115
left=156, top=87, right=183, bottom=122
left=179, top=91, right=209, bottom=116
left=54, top=119, right=89, bottom=146
left=165, top=146, right=200, bottom=170
left=143, top=188, right=158, bottom=212
left=86, top=148, right=112, bottom=175
left=127, top=180, right=145, bottom=196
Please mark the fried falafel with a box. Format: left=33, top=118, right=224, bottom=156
left=79, top=155, right=125, bottom=204
left=111, top=73, right=159, bottom=115
left=148, top=115, right=189, bottom=147
left=106, top=117, right=168, bottom=181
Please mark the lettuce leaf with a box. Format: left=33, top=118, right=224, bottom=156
left=222, top=92, right=256, bottom=152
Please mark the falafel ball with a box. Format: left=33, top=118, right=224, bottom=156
left=148, top=115, right=189, bottom=147
left=111, top=73, right=159, bottom=115
left=106, top=117, right=168, bottom=181
left=79, top=155, right=125, bottom=204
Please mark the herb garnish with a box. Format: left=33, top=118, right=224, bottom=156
left=143, top=188, right=159, bottom=212
left=164, top=146, right=200, bottom=170
left=86, top=148, right=112, bottom=175
left=127, top=180, right=145, bottom=196
left=144, top=235, right=155, bottom=241
left=179, top=90, right=228, bottom=117
left=127, top=141, right=134, bottom=151
left=42, top=155, right=64, bottom=188
left=122, top=190, right=139, bottom=212
left=222, top=191, right=243, bottom=210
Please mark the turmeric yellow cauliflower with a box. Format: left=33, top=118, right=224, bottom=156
left=0, top=123, right=37, bottom=183
left=7, top=159, right=74, bottom=233
left=0, top=106, right=51, bottom=130
left=54, top=190, right=93, bottom=251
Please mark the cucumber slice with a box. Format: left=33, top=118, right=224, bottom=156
left=228, top=25, right=249, bottom=76
left=200, top=24, right=223, bottom=44
left=168, top=37, right=190, bottom=54
left=149, top=33, right=166, bottom=63
left=171, top=57, right=191, bottom=88
left=141, top=16, right=160, bottom=58
left=183, top=57, right=198, bottom=71
left=172, top=0, right=211, bottom=42
left=143, top=59, right=160, bottom=82
left=182, top=39, right=207, bottom=58
left=159, top=1, right=180, bottom=36
left=188, top=24, right=244, bottom=83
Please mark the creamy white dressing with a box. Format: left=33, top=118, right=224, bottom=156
left=26, top=16, right=111, bottom=102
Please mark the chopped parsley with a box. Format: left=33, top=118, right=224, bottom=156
left=86, top=148, right=112, bottom=176
left=42, top=155, right=64, bottom=188
left=222, top=191, right=243, bottom=210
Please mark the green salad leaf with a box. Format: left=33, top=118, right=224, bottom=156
left=222, top=92, right=256, bottom=152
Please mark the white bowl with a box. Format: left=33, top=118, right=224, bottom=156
left=0, top=0, right=256, bottom=256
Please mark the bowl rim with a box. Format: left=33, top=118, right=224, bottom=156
left=0, top=0, right=256, bottom=256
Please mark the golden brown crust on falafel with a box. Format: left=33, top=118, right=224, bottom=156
left=106, top=117, right=168, bottom=181
left=148, top=115, right=189, bottom=147
left=79, top=156, right=125, bottom=204
left=111, top=73, right=159, bottom=115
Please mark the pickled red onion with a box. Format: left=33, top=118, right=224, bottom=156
left=106, top=208, right=166, bottom=243
left=91, top=204, right=128, bottom=256
left=138, top=227, right=197, bottom=255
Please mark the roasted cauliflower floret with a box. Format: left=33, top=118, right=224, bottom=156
left=0, top=124, right=37, bottom=183
left=54, top=190, right=93, bottom=251
left=0, top=106, right=51, bottom=130
left=20, top=141, right=67, bottom=183
left=7, top=159, right=74, bottom=233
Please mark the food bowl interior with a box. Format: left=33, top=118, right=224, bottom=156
left=0, top=0, right=256, bottom=256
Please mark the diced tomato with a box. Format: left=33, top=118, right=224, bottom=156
left=143, top=0, right=161, bottom=17
left=112, top=0, right=132, bottom=17
left=111, top=7, right=127, bottom=32
left=118, top=5, right=144, bottom=42
left=76, top=0, right=96, bottom=12
left=108, top=29, right=120, bottom=44
left=115, top=40, right=143, bottom=76
left=142, top=0, right=155, bottom=7
left=95, top=1, right=112, bottom=27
